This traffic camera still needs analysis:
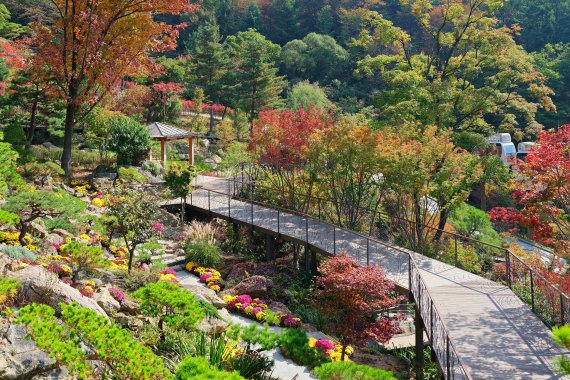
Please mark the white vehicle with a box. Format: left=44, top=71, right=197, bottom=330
left=516, top=142, right=535, bottom=161
left=487, top=133, right=517, bottom=166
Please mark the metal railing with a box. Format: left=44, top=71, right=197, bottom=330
left=188, top=179, right=472, bottom=379
left=219, top=173, right=569, bottom=328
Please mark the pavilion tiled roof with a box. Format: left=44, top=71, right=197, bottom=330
left=146, top=122, right=202, bottom=139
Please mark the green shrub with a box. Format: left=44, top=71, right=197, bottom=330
left=142, top=160, right=163, bottom=176
left=279, top=329, right=330, bottom=368
left=229, top=348, right=274, bottom=380
left=313, top=361, right=396, bottom=380
left=1, top=245, right=36, bottom=261
left=121, top=268, right=161, bottom=291
left=107, top=116, right=151, bottom=165
left=17, top=302, right=172, bottom=379
left=184, top=241, right=222, bottom=268
left=176, top=356, right=245, bottom=380
left=0, top=276, right=20, bottom=307
left=118, top=167, right=148, bottom=184
left=134, top=281, right=206, bottom=334
left=44, top=217, right=76, bottom=234
left=59, top=241, right=105, bottom=277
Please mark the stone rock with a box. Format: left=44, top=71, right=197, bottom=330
left=351, top=349, right=409, bottom=378
left=211, top=154, right=222, bottom=164
left=196, top=310, right=230, bottom=335
left=30, top=221, right=48, bottom=238
left=52, top=228, right=73, bottom=239
left=119, top=298, right=140, bottom=315
left=225, top=275, right=273, bottom=298
left=183, top=284, right=226, bottom=309
left=42, top=142, right=58, bottom=149
left=0, top=323, right=59, bottom=380
left=5, top=265, right=108, bottom=318
left=93, top=287, right=121, bottom=315
left=267, top=301, right=292, bottom=315
left=201, top=139, right=211, bottom=149
left=301, top=323, right=318, bottom=334
left=0, top=252, right=17, bottom=273
left=45, top=233, right=64, bottom=246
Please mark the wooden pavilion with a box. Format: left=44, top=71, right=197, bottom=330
left=146, top=122, right=202, bottom=166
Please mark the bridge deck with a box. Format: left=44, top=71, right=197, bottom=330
left=174, top=176, right=569, bottom=379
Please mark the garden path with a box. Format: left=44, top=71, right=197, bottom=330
left=175, top=267, right=318, bottom=380
left=167, top=175, right=570, bottom=380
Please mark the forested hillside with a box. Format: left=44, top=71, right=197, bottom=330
left=3, top=0, right=568, bottom=135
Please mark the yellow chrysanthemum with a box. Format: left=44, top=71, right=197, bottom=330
left=255, top=311, right=266, bottom=321
left=91, top=198, right=106, bottom=208
left=186, top=262, right=199, bottom=272
left=308, top=338, right=317, bottom=348
left=209, top=285, right=221, bottom=292
left=223, top=295, right=237, bottom=304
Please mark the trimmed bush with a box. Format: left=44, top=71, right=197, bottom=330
left=279, top=328, right=330, bottom=368
left=313, top=361, right=397, bottom=380
left=175, top=356, right=245, bottom=380
left=106, top=116, right=151, bottom=165
left=118, top=167, right=148, bottom=184
left=184, top=241, right=221, bottom=268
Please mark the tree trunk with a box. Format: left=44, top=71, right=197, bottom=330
left=61, top=101, right=76, bottom=178
left=26, top=97, right=38, bottom=150
left=209, top=107, right=215, bottom=135
left=480, top=183, right=487, bottom=211
left=433, top=209, right=449, bottom=241
left=17, top=221, right=29, bottom=246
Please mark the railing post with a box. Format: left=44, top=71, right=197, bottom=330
left=366, top=239, right=370, bottom=266
left=277, top=210, right=280, bottom=235
left=415, top=283, right=424, bottom=380
left=505, top=250, right=512, bottom=288
left=251, top=202, right=254, bottom=226
left=446, top=336, right=451, bottom=379
left=305, top=217, right=309, bottom=244
left=454, top=235, right=458, bottom=266
left=530, top=270, right=535, bottom=312
left=333, top=226, right=336, bottom=255
left=208, top=191, right=211, bottom=211
left=430, top=299, right=434, bottom=343
left=228, top=191, right=231, bottom=219
left=408, top=255, right=413, bottom=302
left=561, top=294, right=565, bottom=325
left=318, top=198, right=321, bottom=219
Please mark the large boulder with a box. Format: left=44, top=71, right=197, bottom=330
left=6, top=265, right=108, bottom=318
left=196, top=308, right=231, bottom=335
left=119, top=298, right=140, bottom=315
left=52, top=228, right=73, bottom=239
left=223, top=275, right=274, bottom=298
left=183, top=284, right=226, bottom=309
left=30, top=221, right=48, bottom=238
left=93, top=287, right=121, bottom=315
left=0, top=323, right=67, bottom=380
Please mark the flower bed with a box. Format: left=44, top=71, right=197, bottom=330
left=308, top=337, right=353, bottom=362
left=160, top=268, right=180, bottom=285
left=185, top=262, right=222, bottom=293
left=223, top=294, right=301, bottom=328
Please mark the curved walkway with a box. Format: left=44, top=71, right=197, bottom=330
left=170, top=176, right=569, bottom=379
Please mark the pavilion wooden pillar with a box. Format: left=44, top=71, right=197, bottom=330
left=188, top=137, right=194, bottom=166
left=160, top=139, right=167, bottom=165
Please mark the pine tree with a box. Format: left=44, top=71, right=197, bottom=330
left=225, top=29, right=286, bottom=125
left=187, top=23, right=230, bottom=134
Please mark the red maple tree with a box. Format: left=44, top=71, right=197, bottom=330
left=489, top=125, right=570, bottom=258
left=312, top=254, right=404, bottom=360
left=27, top=0, right=197, bottom=176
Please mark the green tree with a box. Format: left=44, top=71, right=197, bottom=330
left=16, top=302, right=172, bottom=379
left=2, top=189, right=85, bottom=245
left=0, top=5, right=25, bottom=39
left=0, top=131, right=24, bottom=196
left=134, top=281, right=206, bottom=340
left=83, top=108, right=121, bottom=164
left=225, top=29, right=286, bottom=123
left=264, top=0, right=301, bottom=45
left=187, top=23, right=230, bottom=134
left=282, top=33, right=349, bottom=84
left=553, top=325, right=570, bottom=374
left=355, top=5, right=554, bottom=140
left=164, top=164, right=196, bottom=223
left=105, top=190, right=161, bottom=272
left=287, top=81, right=334, bottom=111
left=106, top=115, right=151, bottom=165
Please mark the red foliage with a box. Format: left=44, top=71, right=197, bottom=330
left=311, top=254, right=403, bottom=355
left=249, top=106, right=332, bottom=168
left=490, top=125, right=570, bottom=258
left=0, top=39, right=27, bottom=94
left=181, top=100, right=228, bottom=115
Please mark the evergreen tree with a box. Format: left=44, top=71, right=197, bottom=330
left=187, top=23, right=230, bottom=134
left=225, top=29, right=286, bottom=124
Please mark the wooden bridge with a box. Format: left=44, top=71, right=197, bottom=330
left=170, top=176, right=569, bottom=379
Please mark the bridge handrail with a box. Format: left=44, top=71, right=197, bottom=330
left=219, top=175, right=569, bottom=324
